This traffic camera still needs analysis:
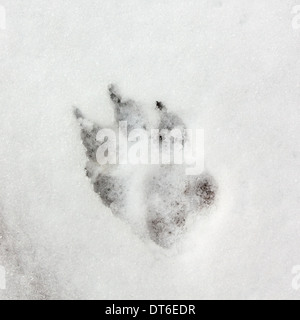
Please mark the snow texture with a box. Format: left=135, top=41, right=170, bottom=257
left=0, top=0, right=300, bottom=300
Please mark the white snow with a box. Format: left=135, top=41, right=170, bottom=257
left=0, top=0, right=299, bottom=299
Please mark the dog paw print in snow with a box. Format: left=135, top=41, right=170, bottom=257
left=74, top=85, right=218, bottom=248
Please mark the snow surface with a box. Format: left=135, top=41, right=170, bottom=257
left=0, top=0, right=299, bottom=299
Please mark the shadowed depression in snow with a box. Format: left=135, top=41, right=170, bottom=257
left=74, top=85, right=218, bottom=248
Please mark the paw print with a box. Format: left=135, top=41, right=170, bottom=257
left=74, top=85, right=217, bottom=248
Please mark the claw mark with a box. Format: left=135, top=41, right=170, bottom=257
left=74, top=85, right=218, bottom=248
left=156, top=101, right=166, bottom=111
left=108, top=84, right=149, bottom=131
left=157, top=102, right=185, bottom=132
left=156, top=100, right=186, bottom=144
left=73, top=107, right=102, bottom=162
